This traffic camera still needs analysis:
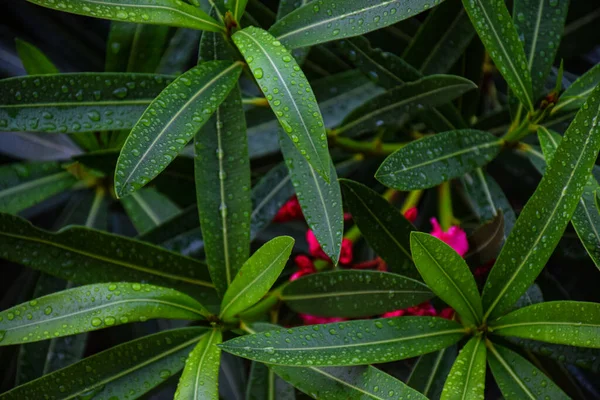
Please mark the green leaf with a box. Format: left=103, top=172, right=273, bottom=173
left=513, top=0, right=569, bottom=99
left=272, top=364, right=427, bottom=400
left=0, top=162, right=77, bottom=214
left=220, top=317, right=466, bottom=366
left=465, top=212, right=505, bottom=267
left=269, top=0, right=444, bottom=49
left=121, top=187, right=181, bottom=234
left=220, top=236, right=294, bottom=319
left=553, top=64, right=600, bottom=115
left=481, top=84, right=600, bottom=321
left=232, top=26, right=330, bottom=181
left=0, top=73, right=172, bottom=133
left=0, top=213, right=217, bottom=304
left=281, top=270, right=433, bottom=318
left=1, top=327, right=207, bottom=400
left=279, top=131, right=343, bottom=264
left=275, top=0, right=312, bottom=63
left=410, top=232, right=483, bottom=327
left=225, top=0, right=248, bottom=22
left=27, top=0, right=224, bottom=31
left=487, top=342, right=569, bottom=400
left=406, top=346, right=458, bottom=400
left=157, top=28, right=202, bottom=75
left=247, top=361, right=296, bottom=400
left=339, top=179, right=417, bottom=278
left=441, top=337, right=486, bottom=400
left=336, top=75, right=476, bottom=137
left=537, top=126, right=600, bottom=270
left=0, top=282, right=209, bottom=346
left=489, top=301, right=600, bottom=348
left=175, top=329, right=222, bottom=400
left=114, top=60, right=243, bottom=197
left=15, top=39, right=58, bottom=75
left=402, top=0, right=475, bottom=75
left=197, top=31, right=252, bottom=297
left=376, top=130, right=502, bottom=191
left=461, top=0, right=534, bottom=111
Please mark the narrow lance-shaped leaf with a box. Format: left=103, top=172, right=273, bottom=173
left=281, top=270, right=433, bottom=318
left=157, top=28, right=203, bottom=75
left=26, top=0, right=223, bottom=31
left=340, top=179, right=417, bottom=278
left=376, top=130, right=503, bottom=191
left=411, top=233, right=483, bottom=327
left=197, top=31, right=252, bottom=297
left=441, top=337, right=486, bottom=400
left=537, top=126, right=600, bottom=270
left=276, top=0, right=313, bottom=63
left=0, top=282, right=210, bottom=346
left=407, top=346, right=458, bottom=400
left=225, top=0, right=248, bottom=22
left=175, top=329, right=222, bottom=400
left=279, top=130, right=343, bottom=264
left=247, top=361, right=296, bottom=400
left=220, top=236, right=294, bottom=319
left=114, top=60, right=243, bottom=197
left=1, top=327, right=208, bottom=400
left=121, top=187, right=181, bottom=234
left=489, top=301, right=600, bottom=348
left=553, top=63, right=600, bottom=115
left=0, top=213, right=217, bottom=304
left=487, top=342, right=569, bottom=400
left=513, top=0, right=569, bottom=99
left=220, top=317, right=466, bottom=366
left=465, top=212, right=505, bottom=266
left=0, top=73, right=173, bottom=133
left=15, top=38, right=58, bottom=75
left=0, top=162, right=77, bottom=214
left=461, top=0, right=535, bottom=111
left=336, top=75, right=476, bottom=137
left=481, top=84, right=600, bottom=321
left=232, top=26, right=331, bottom=181
left=269, top=0, right=447, bottom=49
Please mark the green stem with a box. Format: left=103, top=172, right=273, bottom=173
left=329, top=134, right=406, bottom=156
left=400, top=190, right=423, bottom=213
left=438, top=181, right=453, bottom=231
left=242, top=97, right=269, bottom=107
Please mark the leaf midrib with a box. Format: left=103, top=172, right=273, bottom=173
left=0, top=171, right=73, bottom=201
left=194, top=330, right=219, bottom=400
left=460, top=338, right=482, bottom=399
left=0, top=99, right=152, bottom=109
left=282, top=288, right=431, bottom=301
left=488, top=343, right=537, bottom=400
left=491, top=321, right=600, bottom=331
left=307, top=367, right=389, bottom=400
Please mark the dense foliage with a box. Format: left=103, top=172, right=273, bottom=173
left=0, top=0, right=599, bottom=399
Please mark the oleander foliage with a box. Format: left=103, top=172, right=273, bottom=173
left=0, top=0, right=599, bottom=399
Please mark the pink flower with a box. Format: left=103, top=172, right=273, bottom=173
left=299, top=314, right=346, bottom=325
left=289, top=255, right=316, bottom=281
left=382, top=309, right=406, bottom=318
left=404, top=207, right=418, bottom=223
left=306, top=230, right=354, bottom=265
left=273, top=196, right=303, bottom=222
left=429, top=218, right=469, bottom=257
left=439, top=308, right=455, bottom=320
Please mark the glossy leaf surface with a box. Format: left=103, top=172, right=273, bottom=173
left=232, top=26, right=330, bottom=180
left=441, top=337, right=486, bottom=400
left=0, top=282, right=209, bottom=345
left=0, top=73, right=171, bottom=133
left=15, top=39, right=58, bottom=75
left=482, top=84, right=600, bottom=321
left=553, top=63, right=600, bottom=114
left=220, top=236, right=294, bottom=319
left=115, top=60, right=242, bottom=197
left=281, top=270, right=433, bottom=318
left=220, top=317, right=465, bottom=366
left=121, top=187, right=181, bottom=234
left=376, top=130, right=502, bottom=191
left=407, top=346, right=457, bottom=399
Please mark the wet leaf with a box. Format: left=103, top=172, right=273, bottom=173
left=490, top=301, right=600, bottom=348
left=279, top=131, right=343, bottom=264
left=27, top=0, right=224, bottom=31
left=15, top=38, right=58, bottom=75
left=336, top=75, right=476, bottom=137
left=225, top=0, right=248, bottom=22
left=157, top=28, right=202, bottom=75
left=340, top=179, right=417, bottom=278
left=220, top=236, right=294, bottom=319
left=0, top=213, right=217, bottom=304
left=0, top=162, right=77, bottom=214
left=407, top=346, right=458, bottom=400
left=377, top=130, right=502, bottom=191
left=461, top=0, right=534, bottom=111
left=411, top=232, right=483, bottom=327
left=219, top=317, right=466, bottom=366
left=114, top=60, right=242, bottom=197
left=232, top=26, right=331, bottom=181
left=441, top=337, right=486, bottom=400
left=121, top=187, right=181, bottom=234
left=1, top=327, right=207, bottom=400
left=247, top=361, right=296, bottom=400
left=275, top=0, right=313, bottom=63
left=481, top=84, right=600, bottom=321
left=465, top=212, right=505, bottom=266
left=175, top=329, right=222, bottom=400
left=281, top=270, right=433, bottom=318
left=0, top=73, right=172, bottom=133
left=513, top=0, right=569, bottom=100
left=0, top=282, right=210, bottom=346
left=487, top=342, right=569, bottom=400
left=269, top=0, right=445, bottom=49
left=196, top=31, right=252, bottom=298
left=553, top=62, right=600, bottom=115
